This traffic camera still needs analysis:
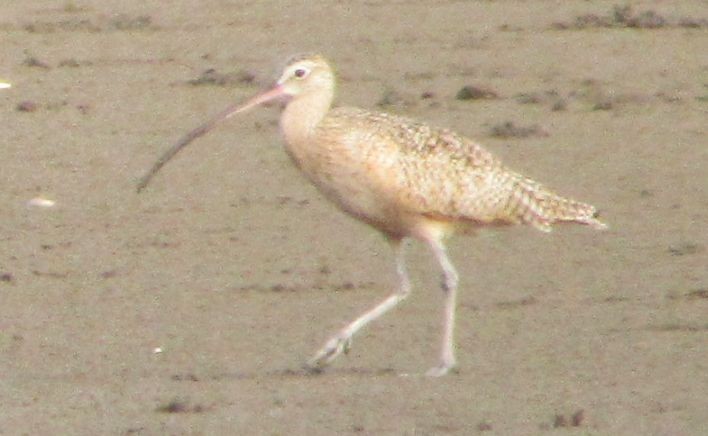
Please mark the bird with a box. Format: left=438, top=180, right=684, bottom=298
left=137, top=54, right=607, bottom=377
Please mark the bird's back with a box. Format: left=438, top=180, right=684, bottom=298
left=296, top=106, right=605, bottom=236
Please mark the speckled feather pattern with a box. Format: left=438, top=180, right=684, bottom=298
left=307, top=106, right=605, bottom=234
left=274, top=55, right=605, bottom=239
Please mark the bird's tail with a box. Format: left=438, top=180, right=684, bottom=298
left=509, top=175, right=607, bottom=232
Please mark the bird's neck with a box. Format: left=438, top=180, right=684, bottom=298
left=280, top=88, right=333, bottom=145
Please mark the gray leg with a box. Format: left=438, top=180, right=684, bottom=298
left=425, top=238, right=459, bottom=377
left=306, top=238, right=411, bottom=371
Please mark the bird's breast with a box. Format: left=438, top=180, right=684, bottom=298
left=281, top=126, right=407, bottom=234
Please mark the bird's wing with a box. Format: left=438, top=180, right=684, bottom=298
left=337, top=109, right=513, bottom=222
left=324, top=107, right=603, bottom=231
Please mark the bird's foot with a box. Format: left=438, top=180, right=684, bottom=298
left=425, top=361, right=458, bottom=377
left=305, top=334, right=352, bottom=371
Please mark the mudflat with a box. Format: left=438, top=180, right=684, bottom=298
left=1, top=1, right=706, bottom=434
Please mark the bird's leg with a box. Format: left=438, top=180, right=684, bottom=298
left=425, top=238, right=460, bottom=377
left=306, top=238, right=411, bottom=372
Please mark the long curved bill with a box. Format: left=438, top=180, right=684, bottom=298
left=136, top=84, right=287, bottom=193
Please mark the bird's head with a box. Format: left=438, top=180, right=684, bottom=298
left=275, top=54, right=334, bottom=98
left=222, top=54, right=334, bottom=115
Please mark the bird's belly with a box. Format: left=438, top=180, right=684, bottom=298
left=297, top=159, right=407, bottom=235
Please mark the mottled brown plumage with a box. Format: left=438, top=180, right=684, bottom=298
left=310, top=106, right=605, bottom=234
left=137, top=54, right=607, bottom=376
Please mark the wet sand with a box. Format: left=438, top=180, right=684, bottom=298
left=1, top=1, right=706, bottom=434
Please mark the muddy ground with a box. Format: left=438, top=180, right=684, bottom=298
left=1, top=1, right=706, bottom=434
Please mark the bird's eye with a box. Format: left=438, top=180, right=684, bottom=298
left=294, top=68, right=308, bottom=78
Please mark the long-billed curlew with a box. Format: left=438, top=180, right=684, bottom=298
left=137, top=54, right=607, bottom=376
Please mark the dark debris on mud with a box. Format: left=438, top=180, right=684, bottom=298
left=685, top=289, right=708, bottom=300
left=171, top=373, right=200, bottom=382
left=171, top=366, right=398, bottom=383
left=489, top=121, right=549, bottom=139
left=455, top=85, right=499, bottom=101
left=22, top=56, right=51, bottom=69
left=186, top=68, right=256, bottom=87
left=552, top=5, right=708, bottom=30
left=667, top=242, right=704, bottom=257
left=495, top=296, right=538, bottom=309
left=445, top=79, right=668, bottom=115
left=16, top=100, right=39, bottom=113
left=376, top=88, right=419, bottom=109
left=514, top=90, right=567, bottom=111
left=647, top=323, right=708, bottom=333
left=539, top=409, right=585, bottom=430
left=511, top=79, right=681, bottom=113
left=155, top=398, right=207, bottom=414
left=232, top=281, right=376, bottom=293
left=554, top=409, right=585, bottom=428
left=15, top=99, right=91, bottom=114
left=477, top=422, right=493, bottom=432
left=666, top=288, right=708, bottom=301
left=22, top=14, right=156, bottom=33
